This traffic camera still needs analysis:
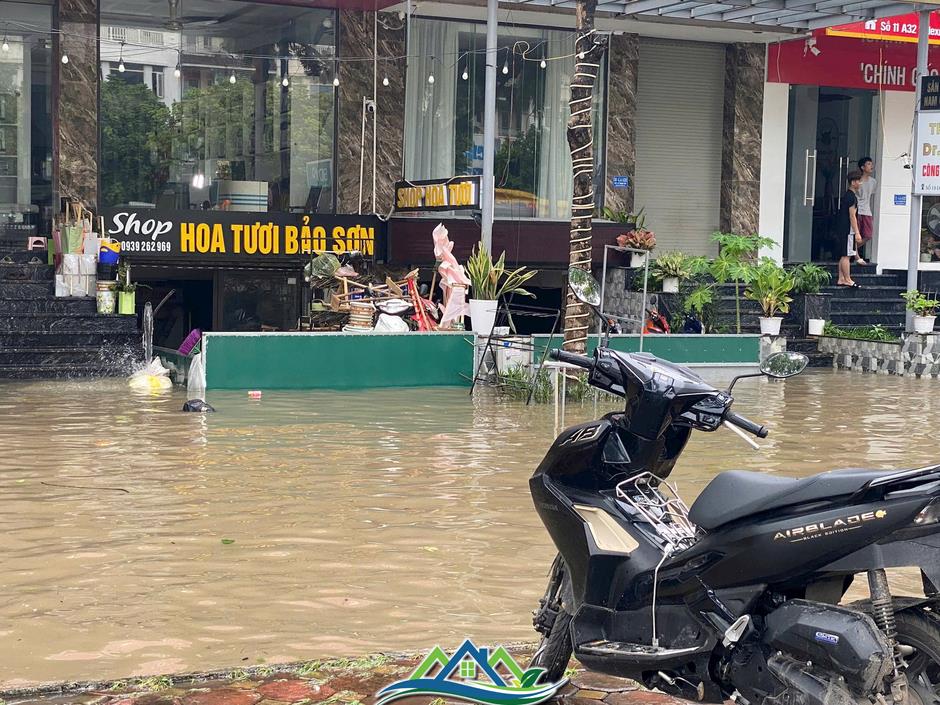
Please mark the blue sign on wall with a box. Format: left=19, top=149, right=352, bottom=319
left=611, top=176, right=630, bottom=189
left=895, top=194, right=908, bottom=206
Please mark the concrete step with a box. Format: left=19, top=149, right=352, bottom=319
left=0, top=312, right=138, bottom=333
left=820, top=285, right=906, bottom=299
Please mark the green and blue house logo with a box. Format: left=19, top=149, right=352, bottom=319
left=375, top=640, right=566, bottom=705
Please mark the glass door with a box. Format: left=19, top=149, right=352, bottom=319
left=784, top=86, right=877, bottom=262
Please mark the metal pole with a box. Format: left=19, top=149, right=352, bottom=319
left=480, top=0, right=498, bottom=252
left=907, top=9, right=930, bottom=331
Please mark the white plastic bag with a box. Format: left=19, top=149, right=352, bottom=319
left=374, top=313, right=409, bottom=333
left=129, top=357, right=174, bottom=391
left=187, top=352, right=207, bottom=394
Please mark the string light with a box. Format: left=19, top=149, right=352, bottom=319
left=1, top=35, right=9, bottom=52
left=578, top=51, right=585, bottom=59
left=461, top=67, right=469, bottom=81
left=540, top=58, right=547, bottom=69
left=282, top=76, right=289, bottom=87
left=173, top=50, right=181, bottom=78
left=501, top=60, right=508, bottom=75
left=333, top=76, right=340, bottom=87
left=382, top=75, right=389, bottom=87
left=229, top=72, right=236, bottom=84
left=427, top=73, right=434, bottom=84
left=61, top=52, right=69, bottom=64
left=117, top=40, right=126, bottom=72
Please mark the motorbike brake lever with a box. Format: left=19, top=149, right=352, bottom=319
left=722, top=420, right=761, bottom=450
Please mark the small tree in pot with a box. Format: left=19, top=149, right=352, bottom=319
left=466, top=244, right=538, bottom=335
left=790, top=263, right=832, bottom=336
left=652, top=251, right=692, bottom=293
left=744, top=261, right=795, bottom=336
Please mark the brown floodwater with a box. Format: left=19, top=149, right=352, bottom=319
left=0, top=369, right=936, bottom=688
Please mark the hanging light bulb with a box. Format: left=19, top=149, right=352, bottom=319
left=117, top=41, right=126, bottom=72
left=61, top=53, right=69, bottom=64
left=282, top=76, right=290, bottom=87
left=382, top=75, right=389, bottom=87
left=229, top=72, right=237, bottom=84
left=461, top=67, right=469, bottom=81
left=578, top=51, right=585, bottom=59
left=428, top=73, right=435, bottom=84
left=540, top=58, right=547, bottom=69
left=1, top=37, right=9, bottom=53
left=333, top=76, right=340, bottom=87
left=174, top=65, right=181, bottom=78
left=174, top=52, right=182, bottom=78
left=501, top=61, right=509, bottom=75
left=118, top=59, right=126, bottom=72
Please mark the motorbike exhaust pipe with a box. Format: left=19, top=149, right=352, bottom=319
left=767, top=655, right=846, bottom=705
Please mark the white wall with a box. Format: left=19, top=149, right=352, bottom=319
left=759, top=81, right=788, bottom=264
left=874, top=90, right=916, bottom=272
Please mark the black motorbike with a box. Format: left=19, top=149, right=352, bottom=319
left=529, top=267, right=940, bottom=705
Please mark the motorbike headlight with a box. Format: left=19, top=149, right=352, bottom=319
left=914, top=499, right=940, bottom=526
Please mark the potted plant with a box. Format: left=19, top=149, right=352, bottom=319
left=901, top=289, right=940, bottom=334
left=790, top=263, right=832, bottom=336
left=683, top=284, right=713, bottom=333
left=651, top=251, right=691, bottom=293
left=602, top=206, right=646, bottom=232
left=465, top=243, right=537, bottom=335
left=115, top=259, right=137, bottom=316
left=616, top=228, right=656, bottom=268
left=744, top=261, right=794, bottom=336
left=709, top=232, right=777, bottom=334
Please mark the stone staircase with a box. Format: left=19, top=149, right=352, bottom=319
left=0, top=256, right=142, bottom=379
left=712, top=263, right=908, bottom=367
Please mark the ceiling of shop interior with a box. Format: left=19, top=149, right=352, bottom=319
left=501, top=0, right=940, bottom=31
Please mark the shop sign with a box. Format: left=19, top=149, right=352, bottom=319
left=394, top=176, right=481, bottom=213
left=914, top=112, right=940, bottom=194
left=101, top=208, right=387, bottom=261
left=895, top=194, right=908, bottom=206
left=611, top=176, right=630, bottom=189
left=768, top=30, right=940, bottom=91
left=923, top=74, right=940, bottom=110
left=826, top=13, right=940, bottom=45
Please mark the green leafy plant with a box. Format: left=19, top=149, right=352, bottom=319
left=652, top=251, right=693, bottom=280
left=710, top=232, right=778, bottom=333
left=602, top=206, right=646, bottom=230
left=901, top=289, right=940, bottom=316
left=790, top=263, right=832, bottom=295
left=744, top=261, right=795, bottom=318
left=684, top=284, right=714, bottom=317
left=823, top=322, right=899, bottom=342
left=465, top=244, right=537, bottom=301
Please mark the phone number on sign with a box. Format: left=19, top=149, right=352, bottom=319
left=119, top=240, right=172, bottom=253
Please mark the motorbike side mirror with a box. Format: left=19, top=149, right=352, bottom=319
left=567, top=266, right=602, bottom=308
left=760, top=351, right=809, bottom=379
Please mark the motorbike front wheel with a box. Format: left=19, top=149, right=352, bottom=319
left=529, top=556, right=573, bottom=684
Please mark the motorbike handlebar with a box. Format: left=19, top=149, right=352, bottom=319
left=725, top=410, right=769, bottom=439
left=548, top=349, right=593, bottom=370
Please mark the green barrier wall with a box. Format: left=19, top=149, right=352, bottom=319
left=204, top=332, right=474, bottom=390
left=532, top=334, right=761, bottom=364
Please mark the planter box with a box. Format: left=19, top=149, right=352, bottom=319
left=816, top=335, right=903, bottom=374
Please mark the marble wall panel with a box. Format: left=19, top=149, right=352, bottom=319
left=720, top=43, right=764, bottom=236
left=337, top=11, right=406, bottom=215
left=604, top=33, right=638, bottom=216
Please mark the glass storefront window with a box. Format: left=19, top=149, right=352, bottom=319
left=0, top=1, right=53, bottom=234
left=100, top=1, right=337, bottom=214
left=404, top=19, right=606, bottom=219
left=221, top=271, right=298, bottom=331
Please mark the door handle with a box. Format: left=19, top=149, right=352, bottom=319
left=804, top=149, right=817, bottom=206
left=837, top=157, right=845, bottom=209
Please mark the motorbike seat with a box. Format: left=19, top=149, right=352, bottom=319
left=688, top=468, right=891, bottom=531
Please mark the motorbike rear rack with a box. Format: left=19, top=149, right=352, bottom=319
left=616, top=472, right=699, bottom=553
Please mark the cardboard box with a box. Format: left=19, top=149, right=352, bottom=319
left=78, top=254, right=96, bottom=275
left=61, top=253, right=81, bottom=275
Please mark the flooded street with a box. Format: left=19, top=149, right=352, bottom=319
left=0, top=369, right=936, bottom=688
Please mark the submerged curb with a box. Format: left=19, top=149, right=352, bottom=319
left=1, top=645, right=683, bottom=705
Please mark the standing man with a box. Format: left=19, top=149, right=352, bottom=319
left=856, top=156, right=877, bottom=265
left=837, top=170, right=863, bottom=288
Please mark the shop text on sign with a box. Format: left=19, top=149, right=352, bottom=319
left=394, top=176, right=481, bottom=213
left=102, top=209, right=387, bottom=261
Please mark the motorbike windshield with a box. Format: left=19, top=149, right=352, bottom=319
left=610, top=351, right=718, bottom=398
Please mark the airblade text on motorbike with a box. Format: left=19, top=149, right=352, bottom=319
left=772, top=509, right=888, bottom=543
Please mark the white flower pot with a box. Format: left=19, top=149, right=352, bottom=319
left=807, top=318, right=825, bottom=336
left=914, top=315, right=937, bottom=334
left=631, top=252, right=648, bottom=269
left=759, top=316, right=783, bottom=336
left=662, top=277, right=679, bottom=294
left=469, top=298, right=498, bottom=335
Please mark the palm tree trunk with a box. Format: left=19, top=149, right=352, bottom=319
left=562, top=0, right=607, bottom=354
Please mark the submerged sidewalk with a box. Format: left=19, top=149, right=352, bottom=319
left=2, top=651, right=684, bottom=705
